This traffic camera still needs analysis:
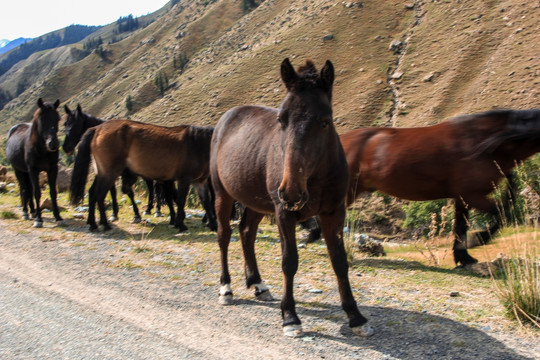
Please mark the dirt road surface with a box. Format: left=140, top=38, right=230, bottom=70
left=0, top=216, right=538, bottom=360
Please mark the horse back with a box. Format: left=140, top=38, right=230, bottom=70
left=92, top=119, right=212, bottom=182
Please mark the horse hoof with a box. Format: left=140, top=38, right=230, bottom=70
left=132, top=216, right=142, bottom=224
left=219, top=294, right=234, bottom=305
left=283, top=324, right=303, bottom=337
left=352, top=324, right=374, bottom=337
left=33, top=221, right=43, bottom=228
left=144, top=210, right=152, bottom=216
left=56, top=220, right=66, bottom=226
left=109, top=216, right=118, bottom=222
left=102, top=224, right=112, bottom=231
left=154, top=212, right=163, bottom=218
left=22, top=214, right=30, bottom=220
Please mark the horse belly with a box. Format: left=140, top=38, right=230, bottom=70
left=216, top=144, right=275, bottom=214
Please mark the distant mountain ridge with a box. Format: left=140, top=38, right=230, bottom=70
left=0, top=38, right=32, bottom=55
left=0, top=25, right=101, bottom=77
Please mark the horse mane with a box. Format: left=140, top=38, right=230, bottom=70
left=81, top=111, right=105, bottom=127
left=188, top=125, right=214, bottom=141
left=466, top=109, right=540, bottom=157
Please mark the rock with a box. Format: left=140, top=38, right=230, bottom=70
left=449, top=291, right=460, bottom=297
left=423, top=72, right=434, bottom=82
left=391, top=71, right=403, bottom=79
left=404, top=3, right=415, bottom=10
left=323, top=34, right=334, bottom=42
left=40, top=198, right=65, bottom=212
left=56, top=166, right=72, bottom=193
left=389, top=39, right=403, bottom=54
left=0, top=182, right=6, bottom=192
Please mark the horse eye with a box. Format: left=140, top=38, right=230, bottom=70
left=321, top=120, right=330, bottom=129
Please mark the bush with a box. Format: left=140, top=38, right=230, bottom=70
left=493, top=251, right=540, bottom=328
left=403, top=199, right=452, bottom=237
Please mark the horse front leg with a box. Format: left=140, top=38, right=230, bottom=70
left=452, top=200, right=477, bottom=266
left=320, top=209, right=372, bottom=337
left=46, top=167, right=63, bottom=223
left=144, top=179, right=155, bottom=216
left=275, top=209, right=301, bottom=337
left=28, top=168, right=43, bottom=228
left=239, top=208, right=272, bottom=300
left=193, top=180, right=218, bottom=231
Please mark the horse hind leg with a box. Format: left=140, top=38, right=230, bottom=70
left=14, top=170, right=32, bottom=220
left=452, top=200, right=478, bottom=266
left=214, top=189, right=235, bottom=305
left=239, top=208, right=273, bottom=301
left=108, top=186, right=119, bottom=222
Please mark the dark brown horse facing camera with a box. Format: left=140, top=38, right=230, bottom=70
left=6, top=98, right=63, bottom=227
left=210, top=58, right=373, bottom=337
left=70, top=119, right=217, bottom=232
left=340, top=109, right=540, bottom=267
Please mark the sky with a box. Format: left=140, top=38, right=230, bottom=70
left=0, top=0, right=171, bottom=41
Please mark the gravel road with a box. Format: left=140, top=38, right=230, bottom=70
left=0, top=216, right=538, bottom=360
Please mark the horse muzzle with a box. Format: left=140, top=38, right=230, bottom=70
left=46, top=138, right=59, bottom=152
left=278, top=188, right=308, bottom=211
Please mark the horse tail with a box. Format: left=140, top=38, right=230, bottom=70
left=70, top=127, right=96, bottom=205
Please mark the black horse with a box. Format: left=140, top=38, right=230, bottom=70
left=63, top=104, right=176, bottom=224
left=6, top=98, right=63, bottom=227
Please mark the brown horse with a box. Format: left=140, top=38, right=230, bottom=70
left=63, top=104, right=176, bottom=224
left=210, top=58, right=373, bottom=337
left=70, top=119, right=217, bottom=232
left=5, top=98, right=63, bottom=227
left=338, top=109, right=539, bottom=266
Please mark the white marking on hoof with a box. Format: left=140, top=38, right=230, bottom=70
left=22, top=214, right=30, bottom=220
left=283, top=324, right=303, bottom=337
left=154, top=212, right=163, bottom=218
left=253, top=282, right=274, bottom=301
left=33, top=221, right=43, bottom=228
left=352, top=324, right=374, bottom=337
left=109, top=215, right=118, bottom=222
left=219, top=284, right=233, bottom=305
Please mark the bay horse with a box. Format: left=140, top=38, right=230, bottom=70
left=63, top=104, right=176, bottom=224
left=70, top=119, right=217, bottom=232
left=210, top=58, right=373, bottom=337
left=344, top=109, right=540, bottom=266
left=5, top=98, right=63, bottom=227
left=307, top=109, right=540, bottom=267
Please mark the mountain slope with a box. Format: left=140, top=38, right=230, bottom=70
left=0, top=0, right=538, bottom=135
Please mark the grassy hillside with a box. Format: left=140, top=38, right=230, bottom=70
left=0, top=0, right=538, bottom=134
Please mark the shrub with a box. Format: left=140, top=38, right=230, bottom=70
left=492, top=249, right=540, bottom=328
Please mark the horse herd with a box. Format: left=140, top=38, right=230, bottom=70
left=5, top=58, right=540, bottom=337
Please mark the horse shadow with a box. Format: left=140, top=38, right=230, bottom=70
left=355, top=257, right=489, bottom=279
left=235, top=299, right=535, bottom=359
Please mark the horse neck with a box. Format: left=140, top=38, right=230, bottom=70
left=188, top=126, right=214, bottom=145
left=84, top=114, right=105, bottom=130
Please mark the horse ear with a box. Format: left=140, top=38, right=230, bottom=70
left=280, top=58, right=297, bottom=90
left=77, top=104, right=82, bottom=114
left=64, top=105, right=71, bottom=114
left=320, top=60, right=334, bottom=93
left=37, top=98, right=44, bottom=109
left=54, top=99, right=60, bottom=109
